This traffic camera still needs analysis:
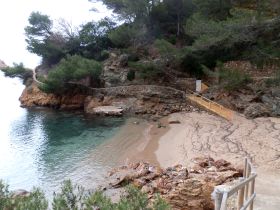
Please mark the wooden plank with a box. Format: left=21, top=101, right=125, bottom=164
left=187, top=95, right=234, bottom=120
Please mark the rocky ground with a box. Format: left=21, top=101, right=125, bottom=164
left=19, top=83, right=196, bottom=118
left=102, top=157, right=242, bottom=210
left=203, top=61, right=280, bottom=119
left=204, top=83, right=280, bottom=119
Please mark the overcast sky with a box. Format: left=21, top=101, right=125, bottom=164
left=0, top=0, right=110, bottom=68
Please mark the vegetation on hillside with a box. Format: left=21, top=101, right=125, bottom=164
left=0, top=180, right=170, bottom=210
left=39, top=55, right=102, bottom=93
left=23, top=0, right=280, bottom=93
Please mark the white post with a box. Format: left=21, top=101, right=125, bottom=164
left=196, top=80, right=202, bottom=93
left=212, top=186, right=225, bottom=210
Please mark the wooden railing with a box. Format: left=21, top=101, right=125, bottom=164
left=213, top=158, right=257, bottom=210
left=186, top=90, right=234, bottom=120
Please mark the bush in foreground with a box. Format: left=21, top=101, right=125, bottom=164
left=0, top=180, right=170, bottom=210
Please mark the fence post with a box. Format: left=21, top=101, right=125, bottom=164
left=244, top=158, right=249, bottom=200
left=244, top=158, right=248, bottom=178
left=237, top=178, right=245, bottom=209
left=249, top=175, right=256, bottom=210
left=212, top=186, right=224, bottom=210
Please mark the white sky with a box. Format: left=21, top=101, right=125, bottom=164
left=0, top=0, right=111, bottom=68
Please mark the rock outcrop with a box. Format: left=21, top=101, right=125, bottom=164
left=84, top=85, right=192, bottom=117
left=90, top=106, right=123, bottom=116
left=102, top=52, right=130, bottom=87
left=20, top=82, right=194, bottom=117
left=204, top=82, right=280, bottom=119
left=20, top=83, right=86, bottom=110
left=103, top=157, right=242, bottom=210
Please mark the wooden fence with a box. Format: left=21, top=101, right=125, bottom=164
left=187, top=90, right=234, bottom=121
left=213, top=158, right=257, bottom=210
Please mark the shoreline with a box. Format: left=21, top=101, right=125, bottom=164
left=103, top=111, right=280, bottom=173
left=110, top=111, right=280, bottom=210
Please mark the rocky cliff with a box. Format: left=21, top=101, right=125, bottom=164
left=20, top=83, right=86, bottom=110
left=20, top=82, right=194, bottom=117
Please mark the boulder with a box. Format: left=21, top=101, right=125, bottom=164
left=12, top=189, right=30, bottom=198
left=244, top=103, right=270, bottom=118
left=91, top=106, right=123, bottom=116
left=104, top=157, right=242, bottom=210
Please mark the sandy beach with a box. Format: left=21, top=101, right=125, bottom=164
left=99, top=111, right=280, bottom=209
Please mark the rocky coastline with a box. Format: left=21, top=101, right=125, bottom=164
left=19, top=82, right=196, bottom=118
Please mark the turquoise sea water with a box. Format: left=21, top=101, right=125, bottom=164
left=0, top=72, right=125, bottom=195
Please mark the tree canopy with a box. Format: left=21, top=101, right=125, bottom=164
left=23, top=0, right=280, bottom=91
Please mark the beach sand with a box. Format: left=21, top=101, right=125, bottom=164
left=100, top=111, right=280, bottom=209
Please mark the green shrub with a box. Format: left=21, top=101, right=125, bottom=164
left=99, top=50, right=110, bottom=61
left=0, top=180, right=170, bottom=210
left=0, top=180, right=48, bottom=210
left=127, top=70, right=136, bottom=81
left=52, top=180, right=85, bottom=210
left=217, top=63, right=252, bottom=91
left=108, top=24, right=139, bottom=48
left=40, top=55, right=102, bottom=93
left=128, top=61, right=162, bottom=80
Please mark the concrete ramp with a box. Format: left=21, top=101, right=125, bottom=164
left=188, top=94, right=234, bottom=120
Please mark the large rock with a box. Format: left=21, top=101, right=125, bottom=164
left=20, top=83, right=86, bottom=110
left=102, top=52, right=131, bottom=87
left=244, top=103, right=270, bottom=118
left=104, top=157, right=242, bottom=210
left=91, top=106, right=123, bottom=116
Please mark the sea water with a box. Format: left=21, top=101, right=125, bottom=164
left=0, top=71, right=125, bottom=196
